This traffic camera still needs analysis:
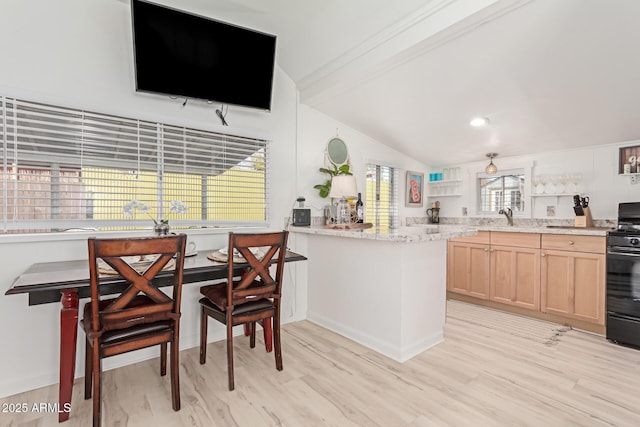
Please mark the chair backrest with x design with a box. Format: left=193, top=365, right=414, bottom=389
left=226, top=231, right=288, bottom=310
left=87, top=235, right=187, bottom=335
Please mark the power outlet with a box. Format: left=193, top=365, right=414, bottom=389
left=631, top=175, right=638, bottom=184
left=546, top=206, right=556, bottom=217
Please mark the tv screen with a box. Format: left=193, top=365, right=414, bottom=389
left=131, top=0, right=276, bottom=111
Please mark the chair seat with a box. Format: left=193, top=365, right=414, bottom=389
left=100, top=322, right=173, bottom=345
left=82, top=295, right=172, bottom=333
left=199, top=296, right=273, bottom=316
left=200, top=281, right=270, bottom=312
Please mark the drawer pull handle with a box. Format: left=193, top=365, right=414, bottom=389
left=541, top=253, right=546, bottom=257
left=568, top=241, right=574, bottom=245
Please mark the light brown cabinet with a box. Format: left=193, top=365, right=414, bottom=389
left=490, top=244, right=541, bottom=310
left=448, top=231, right=606, bottom=326
left=447, top=240, right=490, bottom=299
left=447, top=232, right=540, bottom=309
left=540, top=234, right=606, bottom=325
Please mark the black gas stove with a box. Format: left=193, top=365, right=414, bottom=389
left=606, top=202, right=640, bottom=348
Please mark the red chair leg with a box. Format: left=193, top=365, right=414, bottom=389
left=200, top=307, right=208, bottom=365
left=84, top=339, right=92, bottom=399
left=160, top=342, right=167, bottom=376
left=273, top=312, right=282, bottom=371
left=249, top=322, right=256, bottom=348
left=262, top=318, right=273, bottom=353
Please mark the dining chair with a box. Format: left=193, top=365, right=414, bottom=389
left=199, top=230, right=289, bottom=391
left=82, top=234, right=187, bottom=427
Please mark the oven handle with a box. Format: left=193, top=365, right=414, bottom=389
left=608, top=247, right=640, bottom=257
left=608, top=312, right=640, bottom=323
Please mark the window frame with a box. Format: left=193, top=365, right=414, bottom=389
left=476, top=168, right=526, bottom=215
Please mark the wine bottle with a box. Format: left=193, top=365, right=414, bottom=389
left=356, top=193, right=364, bottom=223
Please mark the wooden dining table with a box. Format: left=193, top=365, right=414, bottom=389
left=4, top=249, right=306, bottom=422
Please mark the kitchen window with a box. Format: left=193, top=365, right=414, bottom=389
left=477, top=168, right=525, bottom=214
left=0, top=96, right=269, bottom=233
left=365, top=163, right=399, bottom=231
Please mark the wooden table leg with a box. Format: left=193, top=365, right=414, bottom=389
left=59, top=289, right=78, bottom=422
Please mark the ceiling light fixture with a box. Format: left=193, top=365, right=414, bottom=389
left=485, top=153, right=498, bottom=174
left=470, top=117, right=489, bottom=127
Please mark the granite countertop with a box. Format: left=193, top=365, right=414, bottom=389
left=287, top=224, right=477, bottom=243
left=288, top=220, right=615, bottom=243
left=406, top=217, right=615, bottom=237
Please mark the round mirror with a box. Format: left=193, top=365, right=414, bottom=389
left=327, top=137, right=348, bottom=165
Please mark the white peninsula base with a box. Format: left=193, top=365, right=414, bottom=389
left=290, top=225, right=471, bottom=362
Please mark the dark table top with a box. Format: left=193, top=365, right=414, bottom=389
left=5, top=250, right=307, bottom=305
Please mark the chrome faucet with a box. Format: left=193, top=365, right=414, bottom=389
left=498, top=208, right=513, bottom=226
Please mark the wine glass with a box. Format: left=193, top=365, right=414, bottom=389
left=555, top=174, right=566, bottom=194
left=532, top=176, right=540, bottom=194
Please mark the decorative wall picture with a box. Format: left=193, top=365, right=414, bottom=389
left=405, top=171, right=424, bottom=207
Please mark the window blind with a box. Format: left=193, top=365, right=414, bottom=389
left=0, top=96, right=269, bottom=233
left=365, top=163, right=399, bottom=231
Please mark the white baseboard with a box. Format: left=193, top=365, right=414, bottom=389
left=307, top=311, right=443, bottom=363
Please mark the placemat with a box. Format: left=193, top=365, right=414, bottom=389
left=98, top=257, right=175, bottom=275
left=207, top=250, right=265, bottom=263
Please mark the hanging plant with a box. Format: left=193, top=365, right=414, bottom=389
left=313, top=163, right=352, bottom=198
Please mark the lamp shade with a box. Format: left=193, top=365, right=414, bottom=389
left=329, top=175, right=358, bottom=199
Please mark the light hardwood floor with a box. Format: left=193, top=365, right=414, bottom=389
left=3, top=300, right=640, bottom=426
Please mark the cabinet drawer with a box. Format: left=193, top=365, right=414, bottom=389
left=541, top=234, right=605, bottom=253
left=450, top=231, right=490, bottom=244
left=490, top=232, right=540, bottom=248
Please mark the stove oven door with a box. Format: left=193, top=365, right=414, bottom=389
left=607, top=246, right=640, bottom=347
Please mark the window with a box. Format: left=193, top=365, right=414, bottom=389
left=0, top=96, right=269, bottom=233
left=365, top=163, right=399, bottom=231
left=478, top=169, right=525, bottom=213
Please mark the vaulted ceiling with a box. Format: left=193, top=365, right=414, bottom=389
left=144, top=0, right=640, bottom=166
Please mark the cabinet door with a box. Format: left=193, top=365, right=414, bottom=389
left=447, top=241, right=490, bottom=299
left=540, top=249, right=605, bottom=324
left=491, top=245, right=541, bottom=310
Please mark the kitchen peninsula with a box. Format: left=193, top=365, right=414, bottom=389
left=289, top=224, right=475, bottom=362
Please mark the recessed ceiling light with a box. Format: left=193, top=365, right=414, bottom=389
left=470, top=117, right=489, bottom=127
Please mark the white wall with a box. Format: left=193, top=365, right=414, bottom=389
left=430, top=142, right=640, bottom=220
left=0, top=0, right=304, bottom=398
left=297, top=104, right=429, bottom=221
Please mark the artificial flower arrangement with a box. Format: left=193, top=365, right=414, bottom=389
left=123, top=199, right=189, bottom=234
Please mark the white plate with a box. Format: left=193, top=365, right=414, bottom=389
left=218, top=247, right=259, bottom=256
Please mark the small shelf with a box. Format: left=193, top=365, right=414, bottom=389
left=428, top=179, right=462, bottom=197
left=619, top=145, right=640, bottom=174
left=428, top=179, right=463, bottom=185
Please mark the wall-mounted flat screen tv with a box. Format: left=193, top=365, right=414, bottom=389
left=131, top=0, right=277, bottom=111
